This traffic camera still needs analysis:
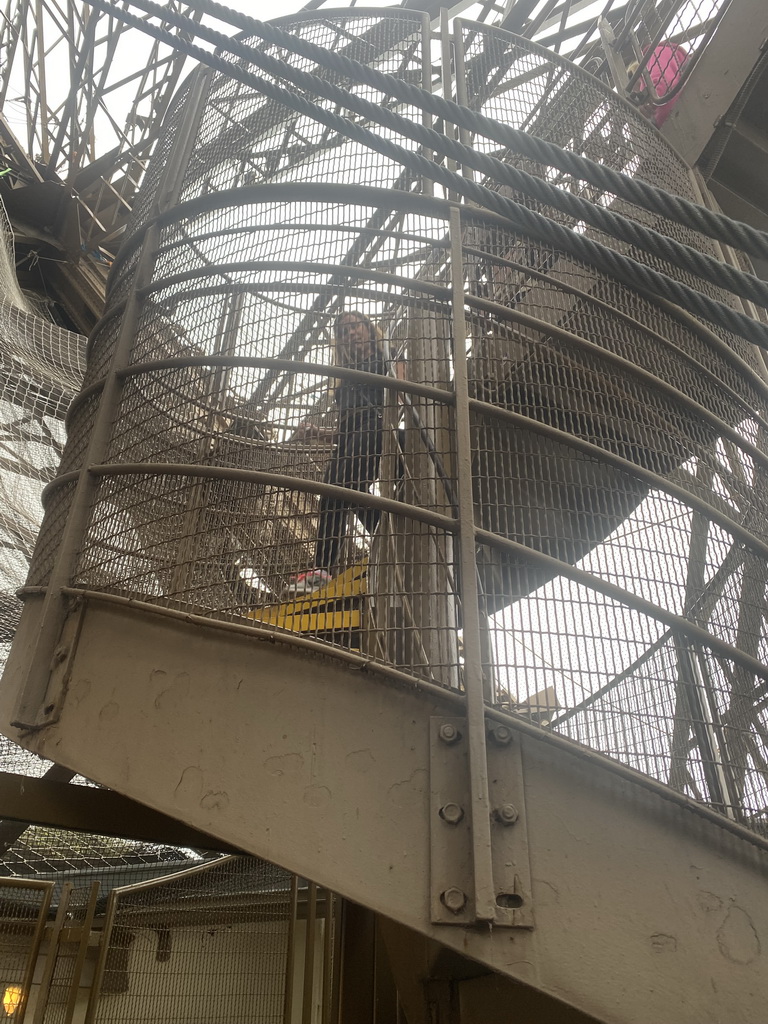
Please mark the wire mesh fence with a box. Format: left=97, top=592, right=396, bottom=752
left=0, top=199, right=88, bottom=783
left=0, top=878, right=51, bottom=1024
left=90, top=857, right=294, bottom=1024
left=19, top=12, right=768, bottom=836
left=0, top=849, right=332, bottom=1024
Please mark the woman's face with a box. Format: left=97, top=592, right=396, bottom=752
left=336, top=314, right=373, bottom=363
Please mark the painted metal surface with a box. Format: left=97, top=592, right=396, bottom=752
left=4, top=596, right=767, bottom=1023
left=1, top=10, right=768, bottom=1021
left=9, top=16, right=768, bottom=837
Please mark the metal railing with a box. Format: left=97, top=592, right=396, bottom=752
left=595, top=0, right=733, bottom=128
left=18, top=11, right=768, bottom=837
left=523, top=0, right=732, bottom=117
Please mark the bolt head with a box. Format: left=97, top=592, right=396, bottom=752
left=489, top=724, right=513, bottom=745
left=439, top=802, right=465, bottom=825
left=441, top=887, right=467, bottom=914
left=52, top=645, right=68, bottom=665
left=496, top=803, right=519, bottom=825
left=438, top=722, right=460, bottom=744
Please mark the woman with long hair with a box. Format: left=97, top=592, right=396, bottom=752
left=286, top=310, right=393, bottom=595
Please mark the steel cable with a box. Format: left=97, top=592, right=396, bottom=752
left=85, top=0, right=768, bottom=349
left=172, top=0, right=768, bottom=266
left=112, top=0, right=768, bottom=314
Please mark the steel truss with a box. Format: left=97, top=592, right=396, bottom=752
left=0, top=0, right=725, bottom=269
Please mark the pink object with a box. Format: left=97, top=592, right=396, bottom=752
left=644, top=43, right=689, bottom=126
left=284, top=569, right=333, bottom=596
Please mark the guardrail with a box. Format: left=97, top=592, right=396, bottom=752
left=14, top=11, right=768, bottom=839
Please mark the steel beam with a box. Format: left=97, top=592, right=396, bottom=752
left=3, top=595, right=768, bottom=1024
left=0, top=770, right=240, bottom=853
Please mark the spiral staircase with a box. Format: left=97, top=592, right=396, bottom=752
left=1, top=3, right=768, bottom=1022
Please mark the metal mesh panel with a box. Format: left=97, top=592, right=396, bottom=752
left=181, top=10, right=427, bottom=203
left=457, top=21, right=758, bottom=348
left=612, top=0, right=730, bottom=110
left=520, top=0, right=731, bottom=89
left=37, top=884, right=96, bottom=1024
left=124, top=79, right=196, bottom=243
left=0, top=199, right=87, bottom=779
left=82, top=319, right=120, bottom=395
left=0, top=297, right=85, bottom=594
left=91, top=857, right=292, bottom=1024
left=0, top=879, right=51, bottom=1024
left=29, top=15, right=768, bottom=834
left=0, top=828, right=206, bottom=888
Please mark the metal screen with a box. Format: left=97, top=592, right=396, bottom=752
left=0, top=198, right=87, bottom=781
left=0, top=204, right=85, bottom=662
left=23, top=13, right=768, bottom=834
left=0, top=851, right=331, bottom=1024
left=0, top=878, right=52, bottom=1024
left=88, top=856, right=294, bottom=1024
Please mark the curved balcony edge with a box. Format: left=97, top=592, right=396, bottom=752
left=2, top=592, right=767, bottom=1024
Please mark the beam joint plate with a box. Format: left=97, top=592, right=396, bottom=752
left=430, top=716, right=533, bottom=927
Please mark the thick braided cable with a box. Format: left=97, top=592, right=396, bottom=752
left=118, top=0, right=768, bottom=313
left=176, top=0, right=768, bottom=267
left=86, top=0, right=768, bottom=349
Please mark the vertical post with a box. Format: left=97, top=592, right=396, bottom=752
left=420, top=12, right=434, bottom=198
left=9, top=67, right=213, bottom=729
left=597, top=17, right=630, bottom=92
left=452, top=19, right=474, bottom=183
left=329, top=893, right=343, bottom=1024
left=282, top=875, right=299, bottom=1024
left=32, top=883, right=73, bottom=1024
left=34, top=0, right=49, bottom=164
left=16, top=881, right=53, bottom=1024
left=83, top=891, right=118, bottom=1024
left=440, top=10, right=459, bottom=201
left=449, top=206, right=495, bottom=923
left=301, top=882, right=318, bottom=1024
left=64, top=881, right=100, bottom=1024
left=321, top=890, right=334, bottom=1024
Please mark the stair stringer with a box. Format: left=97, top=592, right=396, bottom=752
left=2, top=594, right=768, bottom=1024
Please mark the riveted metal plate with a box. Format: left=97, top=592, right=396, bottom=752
left=486, top=724, right=534, bottom=928
left=430, top=716, right=533, bottom=927
left=430, top=716, right=474, bottom=925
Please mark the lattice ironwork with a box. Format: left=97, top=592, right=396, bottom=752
left=0, top=854, right=332, bottom=1024
left=0, top=1, right=209, bottom=255
left=18, top=9, right=768, bottom=840
left=0, top=0, right=727, bottom=252
left=87, top=857, right=314, bottom=1024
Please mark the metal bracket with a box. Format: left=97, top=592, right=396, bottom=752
left=430, top=716, right=533, bottom=927
left=37, top=597, right=86, bottom=727
left=486, top=721, right=534, bottom=928
left=598, top=16, right=630, bottom=93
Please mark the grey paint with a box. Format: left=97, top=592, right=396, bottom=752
left=661, top=0, right=768, bottom=164
left=2, top=597, right=767, bottom=1024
